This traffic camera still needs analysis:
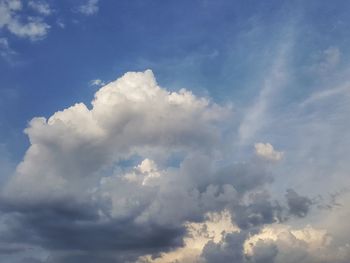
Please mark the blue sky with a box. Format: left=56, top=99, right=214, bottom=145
left=1, top=1, right=350, bottom=263
left=1, top=0, right=349, bottom=159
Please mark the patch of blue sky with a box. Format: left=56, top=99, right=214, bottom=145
left=1, top=0, right=350, bottom=162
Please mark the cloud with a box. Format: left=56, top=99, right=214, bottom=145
left=231, top=191, right=283, bottom=230
left=254, top=143, right=283, bottom=161
left=0, top=70, right=310, bottom=262
left=28, top=1, right=51, bottom=16
left=3, top=70, right=230, bottom=202
left=6, top=17, right=50, bottom=39
left=200, top=224, right=350, bottom=263
left=238, top=32, right=293, bottom=144
left=202, top=231, right=247, bottom=263
left=308, top=46, right=341, bottom=75
left=285, top=189, right=312, bottom=218
left=247, top=225, right=350, bottom=263
left=78, top=0, right=99, bottom=16
left=0, top=0, right=50, bottom=40
left=300, top=82, right=350, bottom=107
left=89, top=78, right=105, bottom=87
left=137, top=210, right=238, bottom=263
left=250, top=239, right=278, bottom=263
left=321, top=47, right=341, bottom=70
left=0, top=37, right=16, bottom=59
left=56, top=19, right=65, bottom=29
left=0, top=69, right=347, bottom=262
left=0, top=70, right=241, bottom=261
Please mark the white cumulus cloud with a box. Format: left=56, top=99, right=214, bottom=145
left=254, top=142, right=284, bottom=161
left=3, top=69, right=229, bottom=202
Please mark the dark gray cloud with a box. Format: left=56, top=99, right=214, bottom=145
left=215, top=162, right=273, bottom=195
left=200, top=226, right=350, bottom=263
left=250, top=239, right=278, bottom=263
left=18, top=258, right=45, bottom=263
left=285, top=189, right=312, bottom=218
left=0, top=199, right=186, bottom=262
left=202, top=231, right=247, bottom=263
left=231, top=192, right=283, bottom=230
left=0, top=158, right=273, bottom=262
left=0, top=245, right=26, bottom=255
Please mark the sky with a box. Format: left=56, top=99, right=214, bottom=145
left=0, top=0, right=350, bottom=262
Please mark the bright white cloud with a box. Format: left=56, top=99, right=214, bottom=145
left=254, top=142, right=283, bottom=161
left=3, top=69, right=229, bottom=202
left=122, top=158, right=162, bottom=186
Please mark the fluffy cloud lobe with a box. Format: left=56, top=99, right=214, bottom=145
left=254, top=143, right=283, bottom=161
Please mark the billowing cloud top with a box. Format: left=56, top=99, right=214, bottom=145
left=4, top=70, right=228, bottom=200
